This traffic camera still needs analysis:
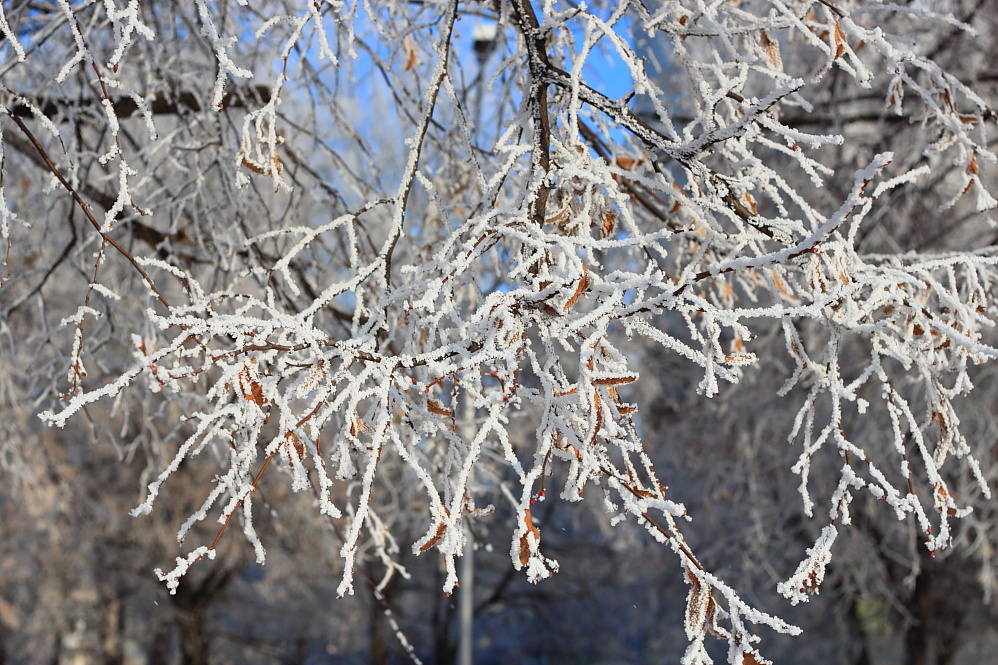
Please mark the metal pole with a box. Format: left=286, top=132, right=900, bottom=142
left=457, top=390, right=476, bottom=665
left=458, top=519, right=474, bottom=665
left=458, top=25, right=496, bottom=665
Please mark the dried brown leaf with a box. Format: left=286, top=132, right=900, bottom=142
left=517, top=508, right=541, bottom=565
left=834, top=21, right=847, bottom=58
left=760, top=30, right=782, bottom=70
left=591, top=372, right=637, bottom=386
left=562, top=265, right=589, bottom=312
left=404, top=36, right=418, bottom=71
left=427, top=399, right=454, bottom=417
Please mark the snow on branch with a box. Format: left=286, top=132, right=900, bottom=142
left=2, top=1, right=997, bottom=662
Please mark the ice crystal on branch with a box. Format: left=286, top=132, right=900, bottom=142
left=2, top=1, right=997, bottom=662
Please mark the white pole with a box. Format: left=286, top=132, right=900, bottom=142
left=457, top=379, right=477, bottom=665
left=458, top=519, right=474, bottom=665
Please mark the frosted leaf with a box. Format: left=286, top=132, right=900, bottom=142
left=7, top=1, right=998, bottom=662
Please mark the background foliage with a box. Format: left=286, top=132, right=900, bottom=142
left=1, top=1, right=998, bottom=664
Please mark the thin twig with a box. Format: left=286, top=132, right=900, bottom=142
left=9, top=113, right=171, bottom=309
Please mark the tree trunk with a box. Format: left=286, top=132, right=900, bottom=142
left=149, top=628, right=170, bottom=665
left=847, top=598, right=873, bottom=665
left=435, top=629, right=457, bottom=665
left=432, top=571, right=457, bottom=665
left=370, top=591, right=388, bottom=665
left=169, top=565, right=237, bottom=665
left=175, top=608, right=209, bottom=665
left=902, top=557, right=931, bottom=665
left=369, top=568, right=404, bottom=665
left=99, top=583, right=123, bottom=665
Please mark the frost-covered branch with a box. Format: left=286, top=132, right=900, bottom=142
left=2, top=1, right=997, bottom=663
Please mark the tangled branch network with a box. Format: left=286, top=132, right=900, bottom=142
left=2, top=1, right=997, bottom=662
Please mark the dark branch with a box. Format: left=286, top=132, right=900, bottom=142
left=7, top=85, right=273, bottom=120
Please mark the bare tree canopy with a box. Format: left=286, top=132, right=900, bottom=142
left=1, top=1, right=997, bottom=663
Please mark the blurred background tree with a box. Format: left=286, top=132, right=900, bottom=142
left=1, top=1, right=997, bottom=664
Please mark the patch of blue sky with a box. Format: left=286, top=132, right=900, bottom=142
left=237, top=4, right=679, bottom=299
left=260, top=5, right=661, bottom=193
left=563, top=9, right=638, bottom=103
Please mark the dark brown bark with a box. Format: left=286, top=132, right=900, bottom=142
left=370, top=590, right=388, bottom=665
left=150, top=628, right=170, bottom=665
left=169, top=565, right=237, bottom=665
left=847, top=597, right=873, bottom=665
left=8, top=86, right=272, bottom=120
left=902, top=553, right=932, bottom=665
left=174, top=608, right=208, bottom=665
left=431, top=565, right=457, bottom=665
